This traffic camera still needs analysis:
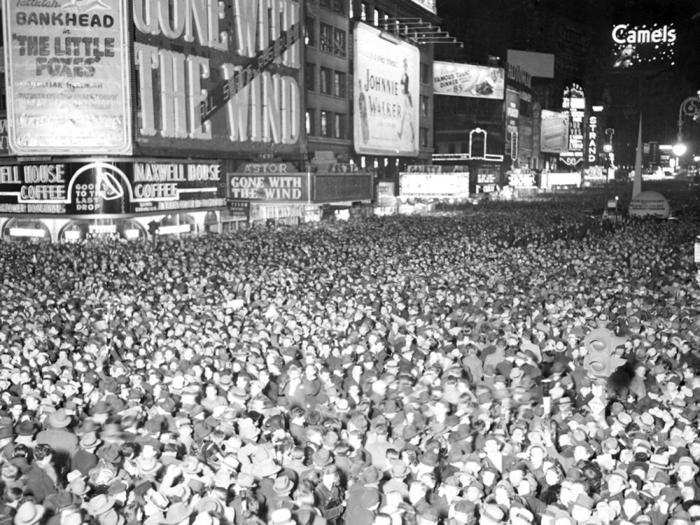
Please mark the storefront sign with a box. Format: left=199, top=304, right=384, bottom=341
left=588, top=116, right=598, bottom=164
left=354, top=22, right=420, bottom=157
left=540, top=110, right=569, bottom=153
left=0, top=160, right=225, bottom=215
left=2, top=0, right=132, bottom=155
left=399, top=172, right=470, bottom=198
left=313, top=174, right=373, bottom=202
left=133, top=0, right=302, bottom=156
left=560, top=84, right=585, bottom=167
left=406, top=165, right=470, bottom=173
left=612, top=23, right=676, bottom=69
left=228, top=173, right=309, bottom=202
left=506, top=63, right=531, bottom=90
left=433, top=62, right=504, bottom=100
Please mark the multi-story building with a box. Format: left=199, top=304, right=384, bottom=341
left=304, top=0, right=440, bottom=179
left=0, top=0, right=444, bottom=241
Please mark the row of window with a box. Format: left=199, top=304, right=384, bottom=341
left=306, top=64, right=347, bottom=98
left=305, top=18, right=347, bottom=58
left=319, top=0, right=345, bottom=14
left=306, top=109, right=348, bottom=140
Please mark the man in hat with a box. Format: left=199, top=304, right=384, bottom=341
left=36, top=408, right=78, bottom=475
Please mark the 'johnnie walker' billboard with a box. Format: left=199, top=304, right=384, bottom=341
left=133, top=0, right=303, bottom=157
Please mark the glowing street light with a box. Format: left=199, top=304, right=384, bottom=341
left=672, top=143, right=688, bottom=157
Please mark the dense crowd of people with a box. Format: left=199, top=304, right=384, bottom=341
left=0, top=188, right=698, bottom=525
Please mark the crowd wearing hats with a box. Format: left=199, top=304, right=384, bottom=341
left=0, top=189, right=698, bottom=525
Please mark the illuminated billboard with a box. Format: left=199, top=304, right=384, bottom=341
left=540, top=110, right=569, bottom=154
left=560, top=84, right=585, bottom=167
left=612, top=23, right=677, bottom=69
left=399, top=172, right=470, bottom=199
left=0, top=161, right=226, bottom=216
left=2, top=0, right=132, bottom=156
left=410, top=0, right=436, bottom=14
left=133, top=0, right=302, bottom=157
left=354, top=22, right=420, bottom=157
left=433, top=62, right=505, bottom=100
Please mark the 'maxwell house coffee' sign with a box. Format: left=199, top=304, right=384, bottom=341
left=2, top=0, right=132, bottom=155
left=0, top=160, right=225, bottom=216
left=133, top=0, right=302, bottom=157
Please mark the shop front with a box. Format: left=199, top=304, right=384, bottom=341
left=0, top=159, right=226, bottom=243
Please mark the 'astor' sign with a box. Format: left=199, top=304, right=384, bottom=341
left=612, top=24, right=676, bottom=44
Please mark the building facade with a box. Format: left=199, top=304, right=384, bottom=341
left=0, top=0, right=442, bottom=241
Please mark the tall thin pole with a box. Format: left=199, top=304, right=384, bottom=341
left=632, top=113, right=643, bottom=198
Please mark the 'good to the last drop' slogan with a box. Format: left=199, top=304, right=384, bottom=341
left=2, top=0, right=132, bottom=155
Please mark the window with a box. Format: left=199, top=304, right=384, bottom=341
left=373, top=9, right=380, bottom=26
left=320, top=110, right=331, bottom=137
left=420, top=63, right=430, bottom=84
left=420, top=127, right=429, bottom=148
left=305, top=110, right=315, bottom=135
left=320, top=67, right=332, bottom=94
left=305, top=17, right=315, bottom=47
left=333, top=71, right=346, bottom=98
left=333, top=28, right=346, bottom=57
left=348, top=0, right=354, bottom=18
left=360, top=2, right=367, bottom=21
left=420, top=95, right=429, bottom=119
left=305, top=63, right=315, bottom=91
left=320, top=23, right=333, bottom=54
left=334, top=113, right=346, bottom=139
left=332, top=0, right=344, bottom=13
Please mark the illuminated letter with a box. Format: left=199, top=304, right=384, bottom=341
left=184, top=0, right=207, bottom=46
left=221, top=63, right=250, bottom=142
left=233, top=0, right=257, bottom=57
left=281, top=76, right=300, bottom=144
left=158, top=0, right=185, bottom=40
left=134, top=43, right=159, bottom=136
left=282, top=0, right=300, bottom=68
left=208, top=0, right=228, bottom=51
left=667, top=27, right=676, bottom=43
left=187, top=55, right=212, bottom=140
left=159, top=50, right=188, bottom=138
left=133, top=0, right=158, bottom=34
left=262, top=72, right=281, bottom=143
left=249, top=75, right=262, bottom=141
left=611, top=24, right=628, bottom=44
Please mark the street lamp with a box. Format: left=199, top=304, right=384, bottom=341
left=672, top=143, right=688, bottom=157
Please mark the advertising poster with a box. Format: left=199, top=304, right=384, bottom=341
left=354, top=22, right=420, bottom=157
left=2, top=0, right=132, bottom=155
left=540, top=110, right=569, bottom=153
left=433, top=61, right=505, bottom=100
left=612, top=23, right=677, bottom=69
left=133, top=0, right=302, bottom=157
left=399, top=172, right=470, bottom=198
left=0, top=160, right=226, bottom=216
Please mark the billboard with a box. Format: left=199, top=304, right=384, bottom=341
left=540, top=110, right=569, bottom=153
left=506, top=50, right=555, bottom=79
left=354, top=22, right=420, bottom=156
left=433, top=62, right=505, bottom=100
left=399, top=172, right=470, bottom=198
left=612, top=23, right=676, bottom=69
left=560, top=84, right=585, bottom=167
left=133, top=0, right=302, bottom=157
left=0, top=160, right=226, bottom=216
left=2, top=0, right=132, bottom=156
left=313, top=174, right=373, bottom=202
left=410, top=0, right=436, bottom=14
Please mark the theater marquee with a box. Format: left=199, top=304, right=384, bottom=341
left=2, top=0, right=132, bottom=155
